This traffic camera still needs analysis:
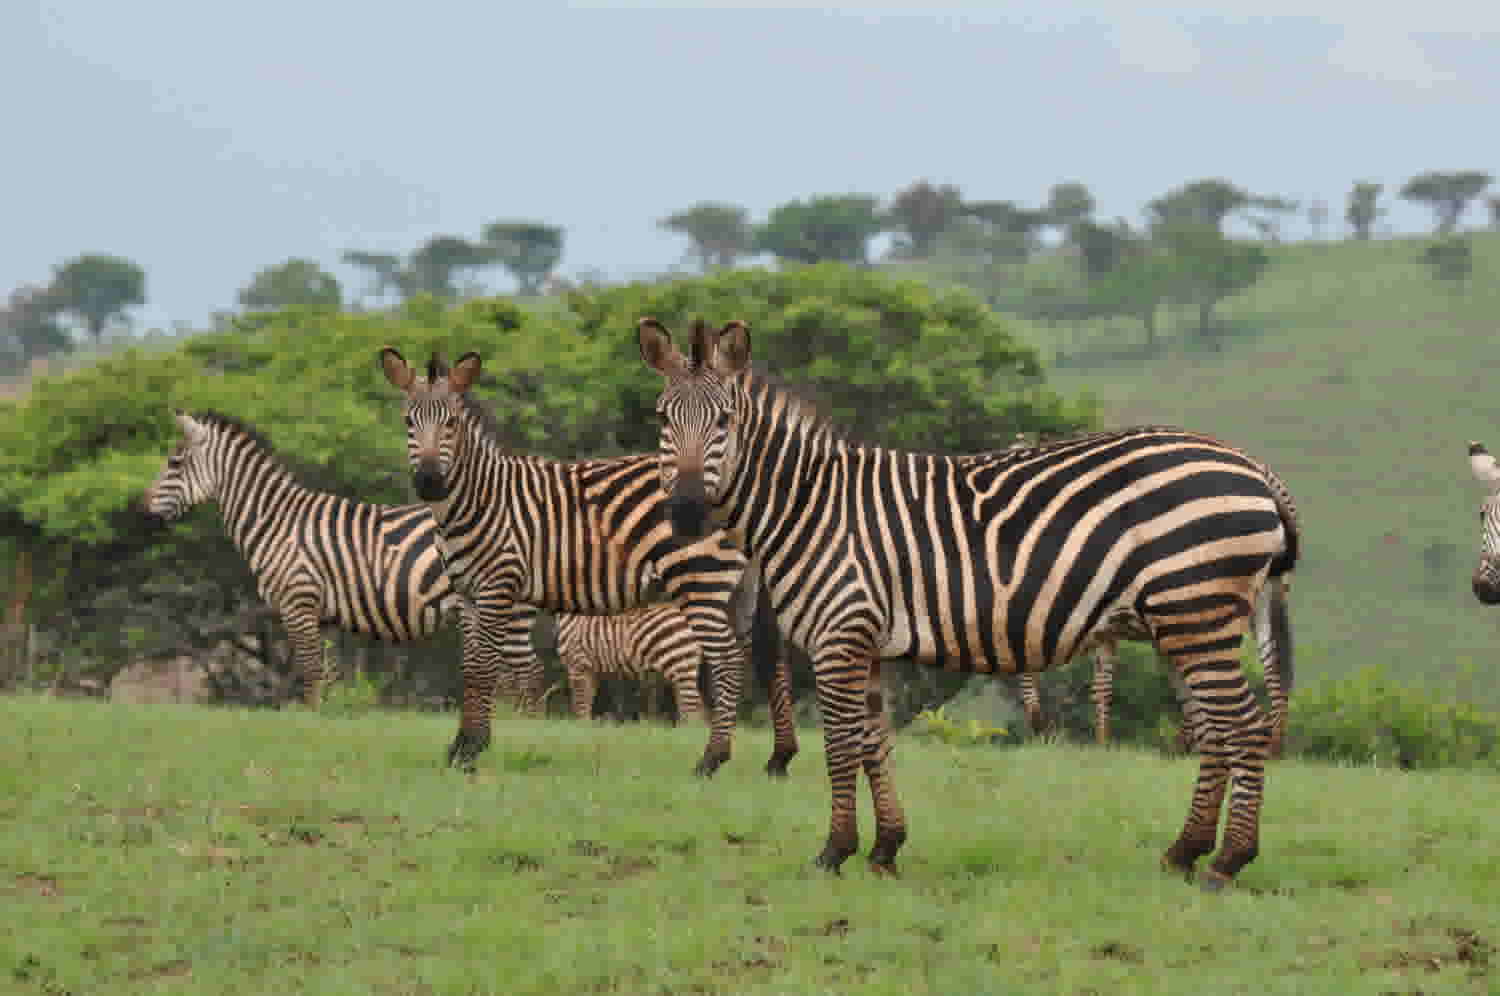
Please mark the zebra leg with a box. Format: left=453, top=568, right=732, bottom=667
left=765, top=641, right=799, bottom=777
left=665, top=654, right=704, bottom=728
left=1153, top=597, right=1267, bottom=890
left=1168, top=657, right=1207, bottom=752
left=568, top=661, right=596, bottom=721
left=812, top=649, right=871, bottom=874
left=281, top=596, right=326, bottom=709
left=862, top=662, right=906, bottom=875
left=1019, top=672, right=1044, bottom=735
left=693, top=636, right=744, bottom=777
left=446, top=599, right=537, bottom=771
left=1093, top=640, right=1117, bottom=746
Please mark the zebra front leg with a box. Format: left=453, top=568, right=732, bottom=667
left=1019, top=672, right=1044, bottom=735
left=694, top=638, right=744, bottom=777
left=812, top=650, right=872, bottom=873
left=1092, top=639, right=1117, bottom=746
left=446, top=599, right=537, bottom=771
left=281, top=595, right=326, bottom=709
left=665, top=651, right=705, bottom=728
left=862, top=662, right=906, bottom=875
left=567, top=662, right=597, bottom=721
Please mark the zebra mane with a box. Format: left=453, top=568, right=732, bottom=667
left=740, top=367, right=858, bottom=446
left=188, top=410, right=340, bottom=489
left=454, top=390, right=515, bottom=452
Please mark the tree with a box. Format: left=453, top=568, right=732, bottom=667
left=238, top=259, right=342, bottom=312
left=1418, top=237, right=1473, bottom=285
left=1068, top=219, right=1134, bottom=279
left=659, top=203, right=752, bottom=271
left=1044, top=182, right=1096, bottom=229
left=340, top=251, right=408, bottom=302
left=1346, top=181, right=1384, bottom=240
left=49, top=254, right=146, bottom=342
left=1243, top=196, right=1299, bottom=243
left=1146, top=179, right=1251, bottom=233
left=1155, top=222, right=1270, bottom=336
left=407, top=236, right=500, bottom=298
left=481, top=222, right=565, bottom=296
left=754, top=195, right=884, bottom=265
left=950, top=200, right=1047, bottom=262
left=0, top=285, right=70, bottom=372
left=1399, top=170, right=1493, bottom=235
left=885, top=180, right=964, bottom=259
left=1306, top=200, right=1329, bottom=240
left=1487, top=196, right=1500, bottom=231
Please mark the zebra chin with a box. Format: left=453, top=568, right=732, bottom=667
left=666, top=495, right=711, bottom=539
left=1473, top=576, right=1500, bottom=605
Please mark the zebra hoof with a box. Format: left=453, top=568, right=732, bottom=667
left=693, top=757, right=723, bottom=779
left=445, top=729, right=490, bottom=771
left=765, top=750, right=795, bottom=778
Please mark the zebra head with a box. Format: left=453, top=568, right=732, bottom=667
left=637, top=317, right=751, bottom=539
left=379, top=347, right=482, bottom=503
left=143, top=411, right=217, bottom=521
left=1469, top=440, right=1500, bottom=604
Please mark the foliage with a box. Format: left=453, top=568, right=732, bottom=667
left=342, top=234, right=503, bottom=302
left=753, top=194, right=884, bottom=264
left=0, top=284, right=71, bottom=372
left=1146, top=178, right=1251, bottom=232
left=1288, top=665, right=1500, bottom=769
left=481, top=221, right=565, bottom=295
left=1418, top=236, right=1474, bottom=284
left=1153, top=221, right=1270, bottom=334
left=1346, top=180, right=1384, bottom=240
left=238, top=258, right=342, bottom=313
left=5, top=695, right=1499, bottom=994
left=1400, top=170, right=1493, bottom=235
left=1042, top=181, right=1095, bottom=229
left=49, top=253, right=147, bottom=341
left=907, top=704, right=1013, bottom=746
left=885, top=180, right=964, bottom=259
left=658, top=202, right=752, bottom=271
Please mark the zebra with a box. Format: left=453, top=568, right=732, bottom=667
left=637, top=318, right=1299, bottom=890
left=140, top=409, right=543, bottom=714
left=378, top=348, right=799, bottom=776
left=1467, top=441, right=1500, bottom=603
left=556, top=604, right=710, bottom=724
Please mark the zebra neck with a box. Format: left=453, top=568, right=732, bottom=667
left=214, top=447, right=310, bottom=554
left=726, top=388, right=846, bottom=560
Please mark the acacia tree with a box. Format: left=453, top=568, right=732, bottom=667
left=1044, top=182, right=1096, bottom=230
left=659, top=203, right=752, bottom=271
left=754, top=195, right=884, bottom=265
left=885, top=180, right=964, bottom=259
left=1346, top=181, right=1384, bottom=240
left=0, top=285, right=70, bottom=371
left=50, top=254, right=146, bottom=342
left=1400, top=171, right=1493, bottom=234
left=1156, top=222, right=1270, bottom=336
left=1146, top=179, right=1251, bottom=232
left=481, top=222, right=565, bottom=295
left=342, top=236, right=503, bottom=302
left=239, top=259, right=342, bottom=312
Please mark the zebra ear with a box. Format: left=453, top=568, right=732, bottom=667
left=174, top=411, right=206, bottom=444
left=449, top=352, right=482, bottom=394
left=379, top=347, right=415, bottom=391
left=715, top=320, right=751, bottom=374
left=638, top=318, right=687, bottom=377
left=1470, top=441, right=1500, bottom=487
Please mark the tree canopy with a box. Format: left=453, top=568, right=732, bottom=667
left=239, top=258, right=342, bottom=312
left=1399, top=170, right=1493, bottom=235
left=481, top=221, right=565, bottom=295
left=659, top=203, right=753, bottom=271
left=754, top=195, right=884, bottom=265
left=50, top=254, right=146, bottom=341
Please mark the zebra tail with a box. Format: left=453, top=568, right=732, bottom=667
left=1267, top=575, right=1293, bottom=698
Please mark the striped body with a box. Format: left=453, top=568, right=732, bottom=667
left=639, top=319, right=1299, bottom=887
left=557, top=605, right=707, bottom=725
left=380, top=349, right=798, bottom=775
left=141, top=411, right=542, bottom=709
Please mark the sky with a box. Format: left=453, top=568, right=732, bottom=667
left=5, top=1, right=1498, bottom=330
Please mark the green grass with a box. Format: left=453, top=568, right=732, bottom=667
left=2, top=696, right=1496, bottom=995
left=909, top=233, right=1500, bottom=704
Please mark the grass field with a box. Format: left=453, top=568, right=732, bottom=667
left=2, top=696, right=1495, bottom=995
left=911, top=232, right=1500, bottom=704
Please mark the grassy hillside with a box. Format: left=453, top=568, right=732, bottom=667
left=917, top=233, right=1500, bottom=704
left=2, top=696, right=1496, bottom=994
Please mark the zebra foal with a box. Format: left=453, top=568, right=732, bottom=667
left=638, top=318, right=1299, bottom=889
left=557, top=604, right=710, bottom=724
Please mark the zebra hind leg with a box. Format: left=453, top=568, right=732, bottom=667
left=283, top=602, right=326, bottom=710
left=811, top=650, right=873, bottom=874
left=861, top=662, right=907, bottom=876
left=1019, top=672, right=1045, bottom=736
left=1092, top=641, right=1117, bottom=746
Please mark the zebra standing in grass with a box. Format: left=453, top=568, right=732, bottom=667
left=378, top=349, right=798, bottom=776
left=638, top=318, right=1299, bottom=889
left=1467, top=441, right=1500, bottom=602
left=141, top=410, right=542, bottom=712
left=557, top=603, right=710, bottom=724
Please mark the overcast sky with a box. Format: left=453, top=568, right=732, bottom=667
left=6, top=1, right=1498, bottom=330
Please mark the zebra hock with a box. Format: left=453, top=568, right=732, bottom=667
left=378, top=347, right=798, bottom=777
left=638, top=317, right=1299, bottom=890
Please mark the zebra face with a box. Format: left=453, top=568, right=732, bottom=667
left=143, top=412, right=215, bottom=521
left=1469, top=441, right=1500, bottom=604
left=380, top=347, right=482, bottom=505
left=638, top=318, right=751, bottom=539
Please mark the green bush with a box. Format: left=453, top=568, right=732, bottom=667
left=908, top=705, right=1014, bottom=747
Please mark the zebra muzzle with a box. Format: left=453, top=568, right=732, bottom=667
left=413, top=463, right=448, bottom=502
left=666, top=475, right=710, bottom=538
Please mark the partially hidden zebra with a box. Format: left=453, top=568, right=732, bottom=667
left=1467, top=441, right=1500, bottom=603
left=556, top=604, right=710, bottom=724
left=141, top=409, right=540, bottom=713
left=378, top=349, right=798, bottom=777
left=638, top=318, right=1299, bottom=890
